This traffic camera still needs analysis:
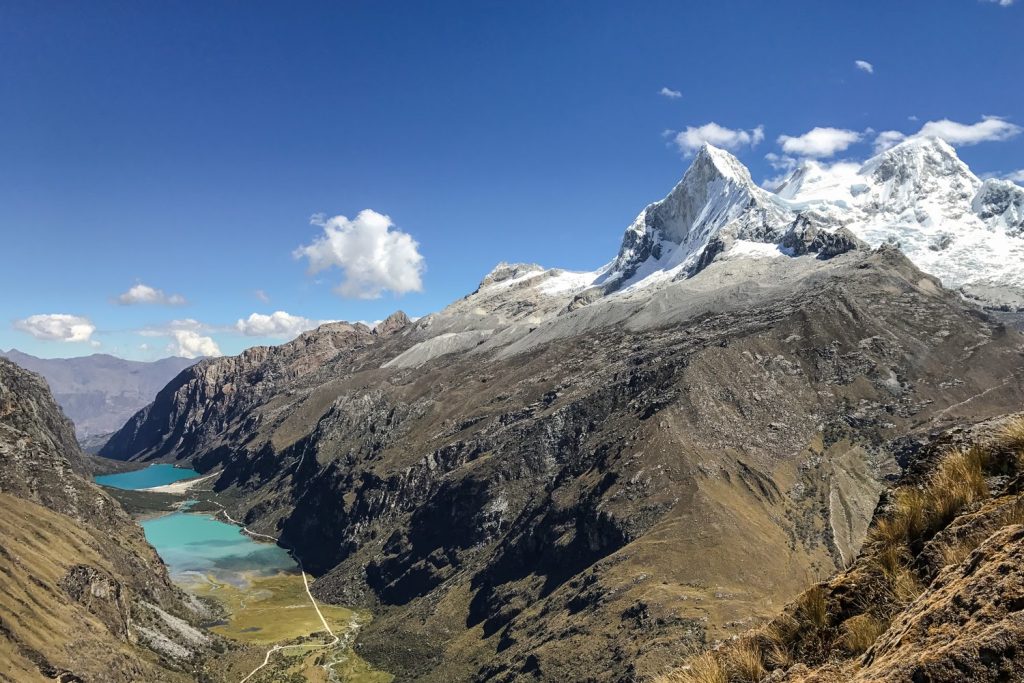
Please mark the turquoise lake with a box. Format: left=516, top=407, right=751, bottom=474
left=95, top=463, right=199, bottom=489
left=94, top=464, right=298, bottom=585
left=141, top=511, right=297, bottom=585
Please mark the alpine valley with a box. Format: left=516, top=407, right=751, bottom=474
left=16, top=137, right=1009, bottom=681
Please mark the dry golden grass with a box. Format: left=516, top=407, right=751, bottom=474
left=840, top=614, right=887, bottom=655
left=796, top=585, right=829, bottom=631
left=938, top=500, right=1024, bottom=567
left=925, top=448, right=989, bottom=530
left=870, top=445, right=990, bottom=559
left=759, top=616, right=797, bottom=669
left=654, top=652, right=727, bottom=683
left=723, top=639, right=765, bottom=683
left=870, top=487, right=926, bottom=548
left=995, top=416, right=1024, bottom=458
left=888, top=564, right=926, bottom=606
left=873, top=541, right=910, bottom=577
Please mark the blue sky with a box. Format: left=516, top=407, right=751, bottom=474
left=1, top=1, right=1021, bottom=360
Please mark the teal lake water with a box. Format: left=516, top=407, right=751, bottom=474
left=95, top=463, right=199, bottom=490
left=141, top=511, right=297, bottom=585
left=94, top=463, right=297, bottom=585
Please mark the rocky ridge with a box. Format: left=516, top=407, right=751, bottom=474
left=98, top=137, right=1024, bottom=681
left=0, top=357, right=215, bottom=682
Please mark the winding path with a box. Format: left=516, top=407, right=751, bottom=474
left=212, top=503, right=341, bottom=683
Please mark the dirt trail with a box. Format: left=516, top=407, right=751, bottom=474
left=213, top=503, right=341, bottom=683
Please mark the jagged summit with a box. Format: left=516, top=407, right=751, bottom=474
left=412, top=135, right=1024, bottom=332
left=557, top=136, right=1024, bottom=307
left=600, top=143, right=792, bottom=293
left=774, top=135, right=1024, bottom=306
left=387, top=135, right=1024, bottom=347
left=374, top=310, right=411, bottom=337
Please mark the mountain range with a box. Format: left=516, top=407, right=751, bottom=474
left=0, top=349, right=197, bottom=440
left=96, top=139, right=1024, bottom=680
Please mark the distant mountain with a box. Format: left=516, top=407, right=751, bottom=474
left=0, top=349, right=197, bottom=439
left=445, top=137, right=1024, bottom=310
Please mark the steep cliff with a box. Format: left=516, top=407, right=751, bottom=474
left=0, top=349, right=197, bottom=439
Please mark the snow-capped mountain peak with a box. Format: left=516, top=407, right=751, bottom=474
left=772, top=136, right=1024, bottom=306
left=440, top=136, right=1024, bottom=328
left=602, top=143, right=792, bottom=292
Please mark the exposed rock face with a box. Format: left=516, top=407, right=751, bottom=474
left=374, top=310, right=412, bottom=338
left=102, top=246, right=1024, bottom=681
left=0, top=358, right=209, bottom=682
left=780, top=222, right=866, bottom=259
left=0, top=349, right=197, bottom=439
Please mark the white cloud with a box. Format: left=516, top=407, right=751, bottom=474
left=673, top=122, right=765, bottom=155
left=255, top=289, right=270, bottom=303
left=117, top=283, right=186, bottom=306
left=854, top=60, right=874, bottom=74
left=984, top=0, right=1015, bottom=6
left=1006, top=170, right=1024, bottom=184
left=14, top=314, right=95, bottom=343
left=139, top=318, right=209, bottom=337
left=873, top=130, right=907, bottom=153
left=869, top=116, right=1022, bottom=154
left=235, top=311, right=327, bottom=339
left=915, top=116, right=1021, bottom=146
left=761, top=152, right=799, bottom=190
left=659, top=87, right=682, bottom=99
left=168, top=330, right=221, bottom=359
left=294, top=209, right=425, bottom=299
left=777, top=127, right=862, bottom=158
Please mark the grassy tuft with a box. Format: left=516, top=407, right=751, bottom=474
left=995, top=416, right=1024, bottom=460
left=654, top=652, right=727, bottom=683
left=759, top=616, right=797, bottom=669
left=796, top=585, right=829, bottom=631
left=840, top=614, right=887, bottom=655
left=722, top=639, right=765, bottom=683
left=925, top=448, right=988, bottom=531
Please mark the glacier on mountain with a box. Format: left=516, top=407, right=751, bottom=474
left=466, top=136, right=1023, bottom=312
